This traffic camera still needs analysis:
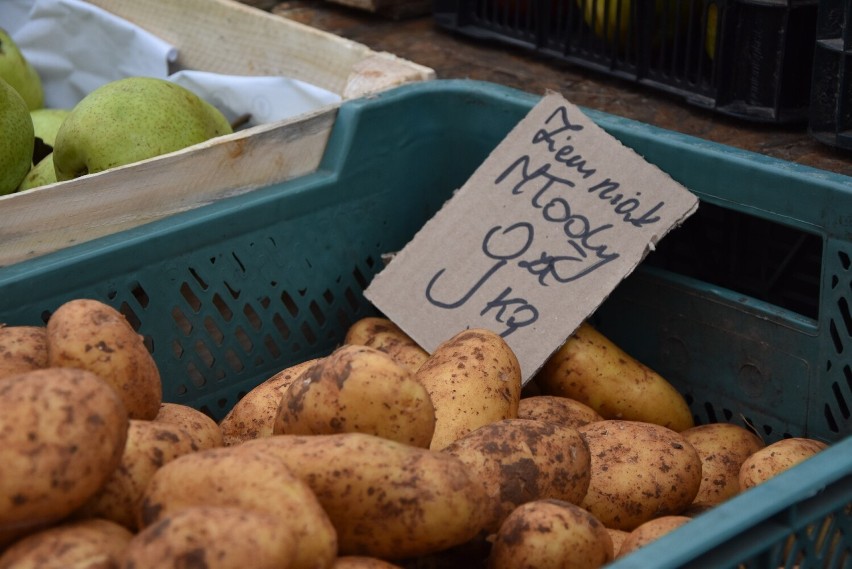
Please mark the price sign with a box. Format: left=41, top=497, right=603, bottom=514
left=365, top=91, right=698, bottom=382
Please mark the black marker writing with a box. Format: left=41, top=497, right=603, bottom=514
left=532, top=106, right=596, bottom=179
left=425, top=222, right=534, bottom=309
left=420, top=100, right=675, bottom=341
left=495, top=155, right=576, bottom=201
left=481, top=287, right=539, bottom=338
left=495, top=156, right=620, bottom=282
left=587, top=178, right=664, bottom=228
left=425, top=222, right=540, bottom=337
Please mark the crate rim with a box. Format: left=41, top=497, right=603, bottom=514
left=606, top=434, right=852, bottom=568
left=3, top=78, right=852, bottom=301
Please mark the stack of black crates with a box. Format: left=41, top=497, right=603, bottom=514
left=810, top=0, right=852, bottom=150
left=434, top=0, right=819, bottom=124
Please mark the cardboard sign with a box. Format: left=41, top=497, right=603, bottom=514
left=364, top=91, right=699, bottom=382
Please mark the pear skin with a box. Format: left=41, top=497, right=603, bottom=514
left=0, top=28, right=43, bottom=111
left=17, top=152, right=56, bottom=192
left=0, top=77, right=34, bottom=195
left=53, top=77, right=233, bottom=181
left=30, top=108, right=70, bottom=148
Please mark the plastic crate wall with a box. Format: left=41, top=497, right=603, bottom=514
left=809, top=0, right=852, bottom=149
left=0, top=80, right=848, bottom=567
left=434, top=0, right=818, bottom=122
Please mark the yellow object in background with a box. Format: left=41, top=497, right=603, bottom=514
left=577, top=0, right=632, bottom=42
left=576, top=0, right=698, bottom=46
left=706, top=1, right=718, bottom=59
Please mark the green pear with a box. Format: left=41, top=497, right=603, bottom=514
left=53, top=77, right=233, bottom=181
left=31, top=108, right=71, bottom=148
left=0, top=77, right=35, bottom=195
left=0, top=28, right=43, bottom=111
left=30, top=108, right=70, bottom=165
left=17, top=152, right=57, bottom=192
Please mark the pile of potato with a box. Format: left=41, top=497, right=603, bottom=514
left=0, top=300, right=830, bottom=568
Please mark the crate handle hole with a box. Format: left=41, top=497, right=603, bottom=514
left=189, top=267, right=209, bottom=290
left=281, top=291, right=299, bottom=317
left=213, top=293, right=234, bottom=322
left=838, top=297, right=851, bottom=338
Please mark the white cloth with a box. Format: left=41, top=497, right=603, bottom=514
left=2, top=0, right=340, bottom=126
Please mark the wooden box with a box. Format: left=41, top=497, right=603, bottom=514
left=0, top=0, right=434, bottom=268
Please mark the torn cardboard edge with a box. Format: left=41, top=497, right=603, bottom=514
left=365, top=90, right=699, bottom=383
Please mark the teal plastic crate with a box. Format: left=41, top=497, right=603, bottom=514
left=0, top=79, right=848, bottom=568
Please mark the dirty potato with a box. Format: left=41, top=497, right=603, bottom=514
left=218, top=359, right=320, bottom=446
left=536, top=322, right=694, bottom=432
left=488, top=499, right=614, bottom=569
left=0, top=368, right=128, bottom=538
left=415, top=328, right=522, bottom=450
left=0, top=518, right=133, bottom=569
left=154, top=402, right=223, bottom=450
left=517, top=395, right=603, bottom=428
left=75, top=420, right=200, bottom=530
left=242, top=433, right=490, bottom=560
left=681, top=422, right=765, bottom=507
left=738, top=437, right=828, bottom=491
left=274, top=345, right=435, bottom=447
left=443, top=418, right=591, bottom=533
left=46, top=298, right=162, bottom=420
left=0, top=325, right=47, bottom=379
left=138, top=445, right=337, bottom=569
left=606, top=528, right=630, bottom=557
left=123, top=506, right=299, bottom=569
left=344, top=316, right=429, bottom=374
left=577, top=420, right=703, bottom=531
left=332, top=557, right=403, bottom=569
left=616, top=515, right=692, bottom=557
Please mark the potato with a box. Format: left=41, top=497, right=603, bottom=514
left=536, top=322, right=694, bottom=432
left=46, top=298, right=162, bottom=420
left=332, top=557, right=403, bottom=569
left=395, top=533, right=493, bottom=568
left=738, top=437, right=828, bottom=491
left=442, top=418, right=591, bottom=533
left=517, top=395, right=603, bottom=428
left=606, top=528, right=630, bottom=556
left=218, top=359, right=319, bottom=446
left=577, top=420, right=702, bottom=531
left=274, top=344, right=435, bottom=447
left=74, top=419, right=200, bottom=530
left=138, top=445, right=337, bottom=569
left=0, top=368, right=128, bottom=539
left=487, top=499, right=614, bottom=569
left=0, top=325, right=47, bottom=379
left=123, top=506, right=298, bottom=569
left=414, top=328, right=522, bottom=450
left=154, top=402, right=223, bottom=450
left=617, top=515, right=691, bottom=557
left=681, top=422, right=765, bottom=507
left=242, top=433, right=490, bottom=560
left=344, top=316, right=429, bottom=374
left=0, top=518, right=133, bottom=569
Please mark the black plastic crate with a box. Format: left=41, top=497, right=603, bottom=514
left=809, top=0, right=852, bottom=149
left=434, top=0, right=819, bottom=123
